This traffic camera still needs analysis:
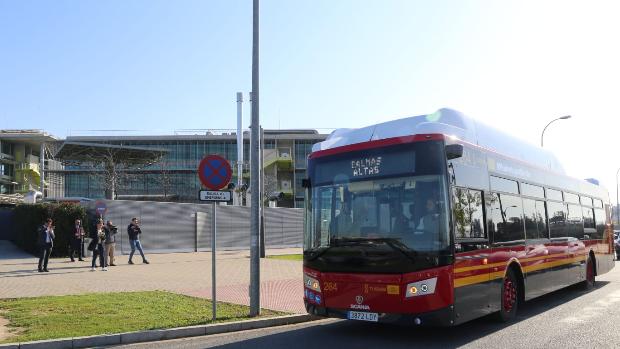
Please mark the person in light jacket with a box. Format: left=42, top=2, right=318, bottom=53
left=104, top=220, right=118, bottom=267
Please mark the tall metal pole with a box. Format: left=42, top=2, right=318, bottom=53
left=249, top=0, right=261, bottom=317
left=39, top=143, right=45, bottom=197
left=260, top=126, right=266, bottom=258
left=611, top=168, right=620, bottom=224
left=211, top=203, right=217, bottom=321
left=236, top=92, right=244, bottom=205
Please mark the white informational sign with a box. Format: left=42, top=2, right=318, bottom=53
left=199, top=190, right=232, bottom=202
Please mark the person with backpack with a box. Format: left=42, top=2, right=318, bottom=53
left=127, top=217, right=149, bottom=264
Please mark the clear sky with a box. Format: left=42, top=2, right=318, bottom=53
left=2, top=1, right=620, bottom=200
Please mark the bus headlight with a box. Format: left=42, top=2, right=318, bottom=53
left=405, top=277, right=437, bottom=297
left=304, top=274, right=321, bottom=292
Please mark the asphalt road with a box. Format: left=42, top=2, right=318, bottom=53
left=103, top=261, right=620, bottom=349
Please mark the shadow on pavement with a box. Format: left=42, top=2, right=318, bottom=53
left=206, top=281, right=611, bottom=349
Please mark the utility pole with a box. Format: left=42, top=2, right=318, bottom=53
left=236, top=92, right=244, bottom=206
left=249, top=0, right=261, bottom=317
left=260, top=126, right=266, bottom=258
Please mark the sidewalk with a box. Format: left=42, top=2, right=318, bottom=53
left=0, top=240, right=305, bottom=313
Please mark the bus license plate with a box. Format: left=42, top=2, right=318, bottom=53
left=348, top=311, right=379, bottom=322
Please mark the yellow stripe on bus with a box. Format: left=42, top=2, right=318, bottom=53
left=454, top=255, right=587, bottom=288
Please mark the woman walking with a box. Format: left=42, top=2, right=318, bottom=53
left=90, top=220, right=108, bottom=271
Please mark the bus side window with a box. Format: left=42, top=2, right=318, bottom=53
left=487, top=192, right=524, bottom=244
left=452, top=187, right=485, bottom=239
left=593, top=208, right=606, bottom=239
left=582, top=206, right=596, bottom=239
left=548, top=201, right=568, bottom=239
left=567, top=204, right=584, bottom=239
left=523, top=198, right=548, bottom=240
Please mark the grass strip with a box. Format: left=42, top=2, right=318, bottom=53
left=0, top=291, right=285, bottom=344
left=266, top=254, right=303, bottom=261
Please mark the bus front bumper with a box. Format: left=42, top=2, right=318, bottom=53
left=304, top=300, right=455, bottom=327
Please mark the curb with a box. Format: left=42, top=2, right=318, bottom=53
left=0, top=314, right=319, bottom=349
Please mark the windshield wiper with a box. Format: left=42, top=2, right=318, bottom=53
left=304, top=246, right=330, bottom=261
left=329, top=237, right=418, bottom=263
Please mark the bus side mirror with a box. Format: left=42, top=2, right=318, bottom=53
left=446, top=144, right=463, bottom=160
left=302, top=179, right=311, bottom=188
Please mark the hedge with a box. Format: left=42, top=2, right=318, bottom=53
left=12, top=203, right=89, bottom=257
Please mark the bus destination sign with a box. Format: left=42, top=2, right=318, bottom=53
left=312, top=146, right=416, bottom=185
left=351, top=157, right=382, bottom=177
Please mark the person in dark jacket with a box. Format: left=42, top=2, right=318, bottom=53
left=38, top=218, right=55, bottom=272
left=90, top=220, right=108, bottom=271
left=104, top=220, right=118, bottom=267
left=127, top=217, right=149, bottom=264
left=69, top=218, right=85, bottom=262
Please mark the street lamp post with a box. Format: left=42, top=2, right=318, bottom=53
left=541, top=115, right=572, bottom=147
left=611, top=168, right=620, bottom=223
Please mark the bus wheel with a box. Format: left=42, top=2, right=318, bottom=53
left=581, top=256, right=596, bottom=290
left=498, top=268, right=519, bottom=322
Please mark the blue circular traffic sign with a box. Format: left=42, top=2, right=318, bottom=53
left=198, top=155, right=232, bottom=190
left=95, top=200, right=107, bottom=216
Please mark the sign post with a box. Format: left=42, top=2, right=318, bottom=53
left=94, top=200, right=107, bottom=218
left=197, top=154, right=232, bottom=321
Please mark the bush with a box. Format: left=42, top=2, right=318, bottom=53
left=12, top=203, right=89, bottom=257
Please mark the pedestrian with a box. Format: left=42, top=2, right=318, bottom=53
left=104, top=220, right=118, bottom=267
left=37, top=218, right=55, bottom=272
left=69, top=218, right=85, bottom=262
left=127, top=217, right=149, bottom=264
left=89, top=220, right=108, bottom=271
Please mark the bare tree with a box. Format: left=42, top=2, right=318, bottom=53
left=58, top=144, right=163, bottom=200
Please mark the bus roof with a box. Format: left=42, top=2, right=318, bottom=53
left=313, top=108, right=566, bottom=175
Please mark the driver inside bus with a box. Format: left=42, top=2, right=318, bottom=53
left=391, top=203, right=409, bottom=234
left=416, top=198, right=439, bottom=234
left=330, top=201, right=353, bottom=234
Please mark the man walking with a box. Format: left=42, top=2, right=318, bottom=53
left=127, top=217, right=149, bottom=264
left=69, top=218, right=85, bottom=262
left=105, top=220, right=118, bottom=266
left=38, top=218, right=55, bottom=272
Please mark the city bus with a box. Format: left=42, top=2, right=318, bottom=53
left=302, top=108, right=615, bottom=326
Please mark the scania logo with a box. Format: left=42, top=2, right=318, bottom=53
left=355, top=295, right=364, bottom=304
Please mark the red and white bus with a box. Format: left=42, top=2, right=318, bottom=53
left=302, top=108, right=614, bottom=325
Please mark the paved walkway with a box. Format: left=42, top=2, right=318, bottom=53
left=0, top=240, right=305, bottom=314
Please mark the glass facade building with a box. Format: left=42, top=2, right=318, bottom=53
left=50, top=130, right=326, bottom=207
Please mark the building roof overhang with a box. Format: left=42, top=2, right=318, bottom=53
left=54, top=141, right=168, bottom=164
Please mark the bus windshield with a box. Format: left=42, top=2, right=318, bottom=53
left=304, top=141, right=451, bottom=261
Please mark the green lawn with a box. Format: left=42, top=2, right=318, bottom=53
left=266, top=254, right=303, bottom=261
left=0, top=291, right=285, bottom=344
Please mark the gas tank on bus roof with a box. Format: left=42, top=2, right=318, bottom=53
left=313, top=108, right=566, bottom=175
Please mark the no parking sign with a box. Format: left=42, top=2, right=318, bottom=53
left=198, top=155, right=232, bottom=191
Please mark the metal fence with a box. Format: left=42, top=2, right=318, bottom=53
left=85, top=200, right=303, bottom=254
